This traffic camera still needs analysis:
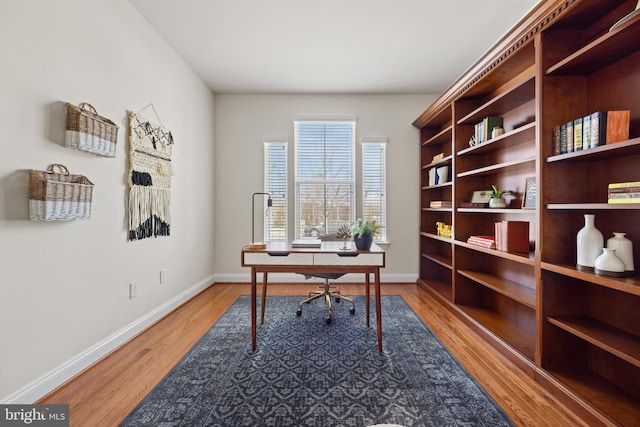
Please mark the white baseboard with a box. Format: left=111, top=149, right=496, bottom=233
left=214, top=272, right=418, bottom=283
left=2, top=275, right=216, bottom=404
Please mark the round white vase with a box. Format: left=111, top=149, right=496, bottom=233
left=576, top=214, right=604, bottom=270
left=607, top=232, right=634, bottom=274
left=489, top=197, right=506, bottom=208
left=594, top=248, right=626, bottom=277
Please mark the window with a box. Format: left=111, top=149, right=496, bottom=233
left=362, top=137, right=387, bottom=242
left=263, top=138, right=288, bottom=241
left=294, top=120, right=355, bottom=239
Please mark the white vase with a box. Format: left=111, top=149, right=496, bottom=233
left=576, top=214, right=603, bottom=269
left=607, top=232, right=634, bottom=273
left=489, top=197, right=506, bottom=208
left=594, top=248, right=626, bottom=277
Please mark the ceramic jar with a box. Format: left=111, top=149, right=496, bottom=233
left=594, top=248, right=626, bottom=277
left=576, top=214, right=603, bottom=269
left=606, top=232, right=634, bottom=274
left=489, top=197, right=507, bottom=208
left=436, top=166, right=449, bottom=184
left=491, top=126, right=504, bottom=138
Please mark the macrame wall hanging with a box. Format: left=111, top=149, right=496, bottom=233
left=127, top=110, right=174, bottom=240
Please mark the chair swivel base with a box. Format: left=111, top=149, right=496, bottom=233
left=296, top=279, right=356, bottom=324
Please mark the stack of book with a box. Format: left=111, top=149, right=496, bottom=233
left=553, top=110, right=630, bottom=155
left=429, top=200, right=452, bottom=208
left=494, top=220, right=529, bottom=253
left=608, top=181, right=640, bottom=204
left=467, top=235, right=495, bottom=249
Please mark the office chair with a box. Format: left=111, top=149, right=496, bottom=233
left=295, top=234, right=356, bottom=324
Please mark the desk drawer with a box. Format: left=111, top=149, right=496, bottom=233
left=243, top=252, right=314, bottom=266
left=313, top=252, right=384, bottom=266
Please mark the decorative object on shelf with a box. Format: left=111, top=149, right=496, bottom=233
left=522, top=176, right=536, bottom=209
left=606, top=232, right=634, bottom=274
left=65, top=102, right=119, bottom=157
left=127, top=110, right=174, bottom=240
left=594, top=248, right=626, bottom=277
left=28, top=164, right=94, bottom=221
left=436, top=166, right=449, bottom=184
left=475, top=116, right=504, bottom=144
left=576, top=214, right=604, bottom=270
left=247, top=192, right=273, bottom=249
left=468, top=135, right=477, bottom=147
left=351, top=218, right=381, bottom=250
left=336, top=224, right=352, bottom=250
left=461, top=190, right=492, bottom=208
left=610, top=0, right=640, bottom=32
left=432, top=152, right=444, bottom=162
left=485, top=185, right=510, bottom=208
left=436, top=221, right=452, bottom=238
left=491, top=126, right=504, bottom=138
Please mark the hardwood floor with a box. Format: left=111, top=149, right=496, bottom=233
left=39, top=282, right=588, bottom=426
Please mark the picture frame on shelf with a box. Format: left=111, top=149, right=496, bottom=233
left=522, top=176, right=536, bottom=209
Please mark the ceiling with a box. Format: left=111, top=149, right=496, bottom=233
left=130, top=0, right=540, bottom=94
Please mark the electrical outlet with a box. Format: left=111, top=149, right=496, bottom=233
left=129, top=282, right=137, bottom=299
left=160, top=269, right=167, bottom=284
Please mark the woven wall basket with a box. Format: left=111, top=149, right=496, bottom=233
left=29, top=164, right=94, bottom=221
left=65, top=102, right=119, bottom=157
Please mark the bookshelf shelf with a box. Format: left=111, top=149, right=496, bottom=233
left=459, top=269, right=536, bottom=308
left=414, top=0, right=640, bottom=422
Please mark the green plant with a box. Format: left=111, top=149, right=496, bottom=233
left=351, top=218, right=382, bottom=237
left=488, top=185, right=511, bottom=199
left=335, top=224, right=352, bottom=239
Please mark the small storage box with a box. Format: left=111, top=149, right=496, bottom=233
left=65, top=102, right=118, bottom=157
left=29, top=164, right=94, bottom=221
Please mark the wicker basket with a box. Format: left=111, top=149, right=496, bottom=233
left=65, top=102, right=119, bottom=157
left=29, top=164, right=94, bottom=221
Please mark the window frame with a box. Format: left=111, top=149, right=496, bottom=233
left=361, top=137, right=387, bottom=242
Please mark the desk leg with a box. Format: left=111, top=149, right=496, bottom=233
left=251, top=267, right=257, bottom=352
left=260, top=272, right=268, bottom=325
left=375, top=268, right=382, bottom=352
left=365, top=273, right=370, bottom=327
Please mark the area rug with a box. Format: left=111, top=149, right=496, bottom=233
left=120, top=295, right=514, bottom=427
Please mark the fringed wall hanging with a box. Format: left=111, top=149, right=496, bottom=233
left=127, top=110, right=174, bottom=240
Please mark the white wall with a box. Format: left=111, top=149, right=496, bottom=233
left=213, top=94, right=436, bottom=282
left=0, top=0, right=216, bottom=401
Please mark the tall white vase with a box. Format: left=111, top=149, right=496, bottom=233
left=576, top=214, right=603, bottom=269
left=607, top=232, right=634, bottom=274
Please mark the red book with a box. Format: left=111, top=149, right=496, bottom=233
left=499, top=221, right=529, bottom=253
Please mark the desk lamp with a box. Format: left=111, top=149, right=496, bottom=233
left=248, top=192, right=272, bottom=249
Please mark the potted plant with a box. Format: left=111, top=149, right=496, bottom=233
left=351, top=218, right=381, bottom=250
left=486, top=185, right=511, bottom=208
left=335, top=224, right=352, bottom=250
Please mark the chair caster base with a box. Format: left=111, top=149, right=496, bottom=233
left=349, top=308, right=356, bottom=315
left=326, top=318, right=332, bottom=325
left=296, top=310, right=302, bottom=317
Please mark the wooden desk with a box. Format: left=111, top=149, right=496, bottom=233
left=241, top=241, right=386, bottom=352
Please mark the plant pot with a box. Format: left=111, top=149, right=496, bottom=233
left=354, top=233, right=373, bottom=250
left=489, top=197, right=507, bottom=208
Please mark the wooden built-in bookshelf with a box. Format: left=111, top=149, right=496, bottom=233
left=413, top=1, right=640, bottom=425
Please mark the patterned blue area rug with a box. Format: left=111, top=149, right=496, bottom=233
left=120, top=295, right=514, bottom=426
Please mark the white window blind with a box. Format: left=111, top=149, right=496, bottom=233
left=264, top=139, right=288, bottom=241
left=295, top=120, right=355, bottom=239
left=362, top=138, right=387, bottom=242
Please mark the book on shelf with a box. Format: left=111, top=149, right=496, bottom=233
left=606, top=110, right=630, bottom=144
left=291, top=239, right=321, bottom=248
left=566, top=120, right=574, bottom=152
left=560, top=122, right=567, bottom=153
left=467, top=235, right=495, bottom=249
left=475, top=121, right=484, bottom=144
left=494, top=221, right=529, bottom=253
left=582, top=114, right=591, bottom=151
left=429, top=200, right=452, bottom=208
left=552, top=125, right=561, bottom=155
left=608, top=197, right=640, bottom=204
left=460, top=202, right=489, bottom=208
left=573, top=117, right=583, bottom=150
left=609, top=181, right=640, bottom=192
left=590, top=111, right=606, bottom=148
